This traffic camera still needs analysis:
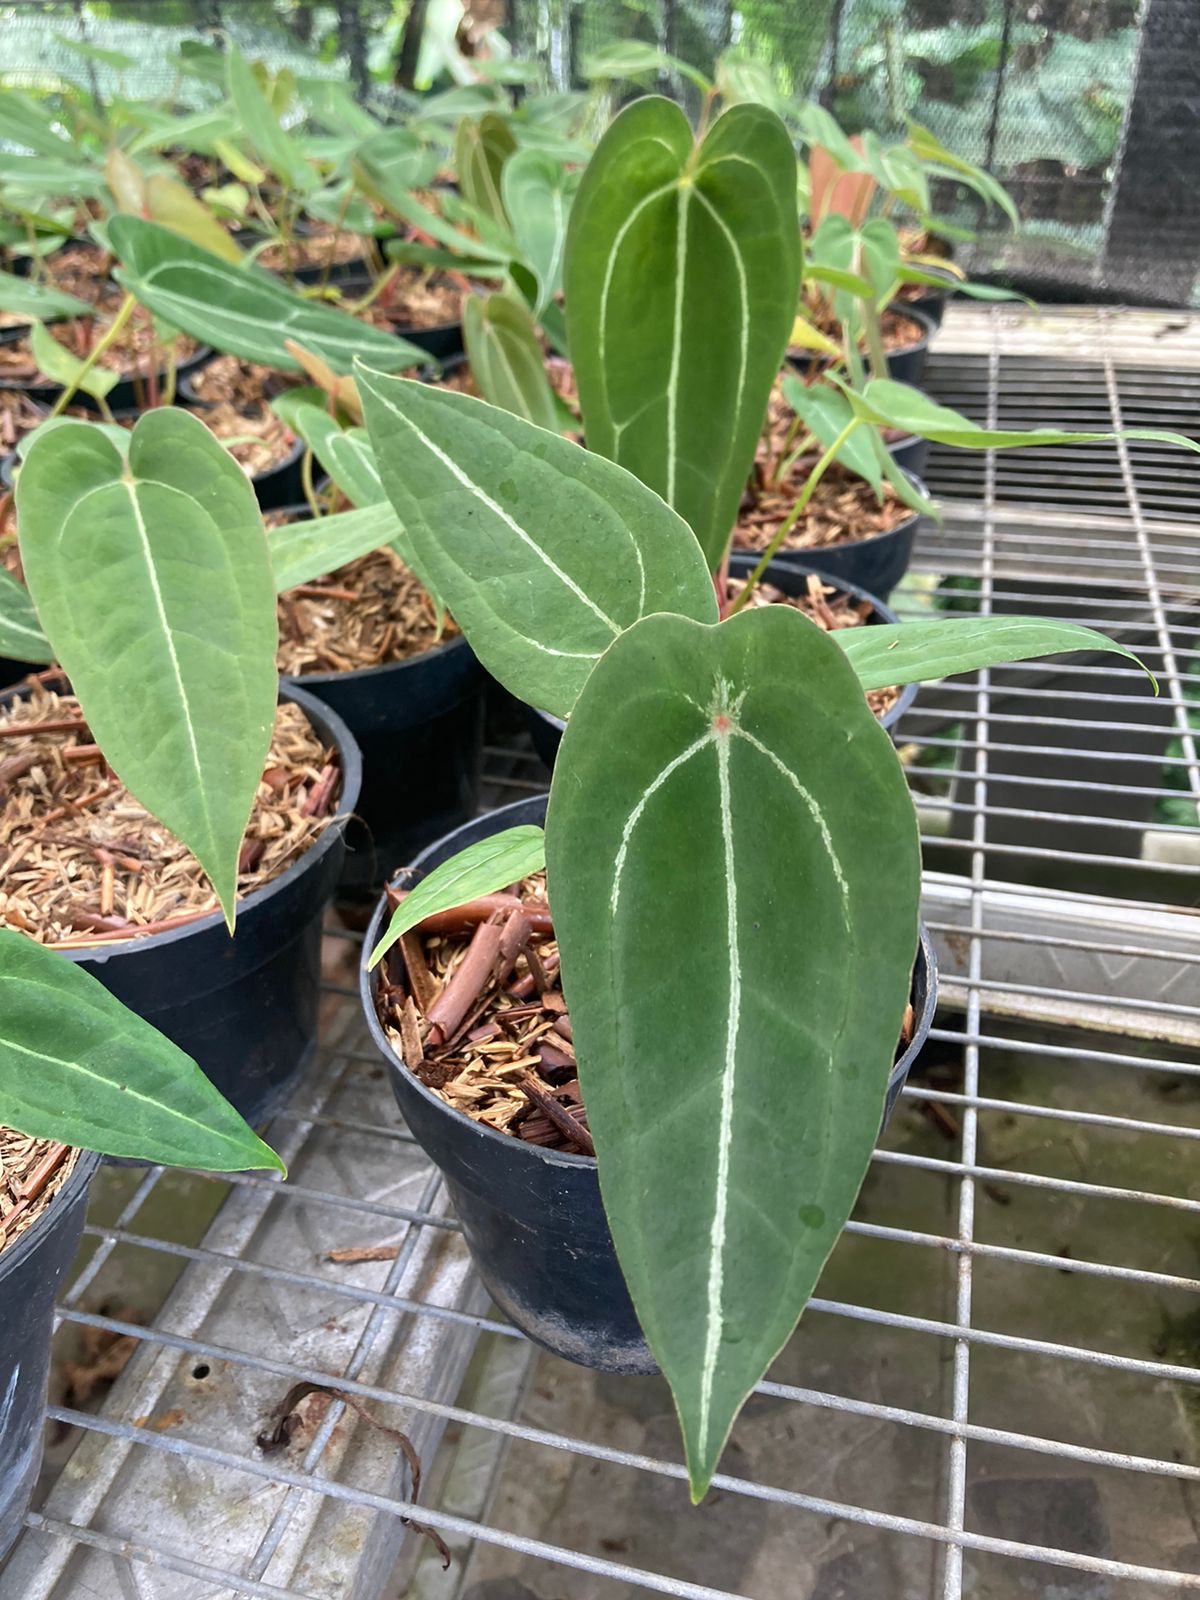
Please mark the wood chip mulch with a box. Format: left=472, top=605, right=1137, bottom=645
left=376, top=871, right=593, bottom=1154
left=186, top=401, right=296, bottom=477
left=0, top=312, right=199, bottom=384
left=0, top=390, right=44, bottom=451
left=0, top=684, right=341, bottom=947
left=733, top=458, right=914, bottom=557
left=0, top=1131, right=79, bottom=1256
left=359, top=266, right=464, bottom=332
left=276, top=543, right=459, bottom=675
left=258, top=229, right=370, bottom=274
left=186, top=353, right=294, bottom=411
left=376, top=871, right=918, bottom=1153
left=726, top=570, right=901, bottom=720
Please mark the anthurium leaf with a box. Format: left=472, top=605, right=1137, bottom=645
left=780, top=376, right=882, bottom=491
left=463, top=293, right=560, bottom=429
left=16, top=416, right=130, bottom=462
left=0, top=88, right=76, bottom=159
left=144, top=173, right=244, bottom=264
left=0, top=928, right=283, bottom=1172
left=109, top=217, right=424, bottom=375
left=213, top=137, right=267, bottom=187
left=907, top=121, right=1019, bottom=229
left=0, top=270, right=91, bottom=322
left=357, top=368, right=718, bottom=718
left=269, top=502, right=403, bottom=593
left=803, top=261, right=874, bottom=298
left=0, top=567, right=51, bottom=662
left=384, top=238, right=507, bottom=278
left=501, top=148, right=576, bottom=316
left=837, top=615, right=1152, bottom=691
left=352, top=126, right=439, bottom=212
left=105, top=145, right=147, bottom=214
left=29, top=320, right=119, bottom=400
left=3, top=157, right=108, bottom=200
left=853, top=377, right=1200, bottom=455
left=787, top=313, right=841, bottom=356
left=227, top=42, right=317, bottom=195
left=545, top=605, right=921, bottom=1499
left=271, top=394, right=384, bottom=506
left=16, top=410, right=278, bottom=928
left=457, top=113, right=517, bottom=229
left=368, top=825, right=546, bottom=967
left=565, top=97, right=802, bottom=570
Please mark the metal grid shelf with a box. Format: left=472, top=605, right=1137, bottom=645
left=3, top=304, right=1200, bottom=1600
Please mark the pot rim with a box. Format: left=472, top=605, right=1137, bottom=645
left=741, top=464, right=927, bottom=562
left=0, top=1146, right=100, bottom=1281
left=0, top=681, right=362, bottom=964
left=359, top=795, right=938, bottom=1173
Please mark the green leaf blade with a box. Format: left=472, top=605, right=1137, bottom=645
left=545, top=606, right=921, bottom=1498
left=0, top=270, right=92, bottom=323
left=109, top=217, right=425, bottom=376
left=463, top=293, right=561, bottom=429
left=0, top=567, right=52, bottom=662
left=269, top=503, right=403, bottom=593
left=838, top=615, right=1153, bottom=691
left=565, top=97, right=802, bottom=570
left=16, top=411, right=279, bottom=926
left=0, top=928, right=283, bottom=1173
left=368, top=826, right=547, bottom=966
left=227, top=43, right=317, bottom=195
left=357, top=368, right=718, bottom=718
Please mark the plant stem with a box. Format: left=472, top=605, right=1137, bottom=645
left=727, top=420, right=859, bottom=616
left=48, top=292, right=135, bottom=418
left=695, top=84, right=719, bottom=140
left=863, top=301, right=889, bottom=381
left=316, top=182, right=354, bottom=294
left=301, top=446, right=322, bottom=519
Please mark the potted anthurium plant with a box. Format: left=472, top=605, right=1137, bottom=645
left=0, top=929, right=284, bottom=1558
left=0, top=407, right=361, bottom=1124
left=344, top=97, right=1196, bottom=1505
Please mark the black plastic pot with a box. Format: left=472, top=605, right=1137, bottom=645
left=0, top=337, right=213, bottom=414
left=887, top=431, right=931, bottom=480
left=279, top=579, right=485, bottom=890
left=337, top=270, right=463, bottom=362
left=881, top=303, right=936, bottom=386
left=361, top=796, right=938, bottom=1375
left=0, top=1147, right=99, bottom=1558
left=1, top=683, right=362, bottom=1128
left=762, top=469, right=928, bottom=603
left=527, top=556, right=917, bottom=769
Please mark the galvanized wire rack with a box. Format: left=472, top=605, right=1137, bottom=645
left=2, top=303, right=1200, bottom=1600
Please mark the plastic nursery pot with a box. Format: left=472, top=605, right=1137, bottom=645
left=765, top=467, right=929, bottom=603
left=1, top=683, right=362, bottom=1130
left=360, top=795, right=938, bottom=1375
left=886, top=431, right=931, bottom=481
left=527, top=556, right=917, bottom=770
left=880, top=303, right=936, bottom=387
left=0, top=334, right=213, bottom=415
left=0, top=1147, right=100, bottom=1559
left=277, top=537, right=485, bottom=890
left=338, top=270, right=464, bottom=363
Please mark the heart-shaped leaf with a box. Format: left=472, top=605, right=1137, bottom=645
left=368, top=825, right=547, bottom=966
left=837, top=615, right=1152, bottom=690
left=269, top=502, right=404, bottom=593
left=463, top=293, right=561, bottom=429
left=0, top=567, right=51, bottom=662
left=565, top=97, right=801, bottom=570
left=502, top=149, right=577, bottom=316
left=545, top=605, right=921, bottom=1499
left=16, top=410, right=278, bottom=927
left=780, top=376, right=884, bottom=491
left=357, top=367, right=718, bottom=718
left=109, top=217, right=425, bottom=375
left=0, top=928, right=283, bottom=1172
